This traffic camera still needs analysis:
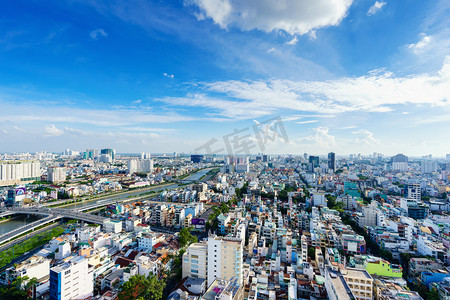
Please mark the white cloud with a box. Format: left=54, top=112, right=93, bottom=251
left=90, top=28, right=108, bottom=40
left=298, top=127, right=336, bottom=149
left=286, top=36, right=298, bottom=45
left=296, top=120, right=318, bottom=124
left=64, top=127, right=87, bottom=135
left=159, top=56, right=450, bottom=119
left=408, top=34, right=432, bottom=54
left=163, top=73, right=174, bottom=78
left=44, top=124, right=64, bottom=137
left=13, top=125, right=26, bottom=132
left=133, top=99, right=142, bottom=104
left=367, top=1, right=386, bottom=16
left=352, top=129, right=377, bottom=144
left=186, top=0, right=353, bottom=35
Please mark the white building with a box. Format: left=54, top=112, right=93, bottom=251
left=207, top=235, right=243, bottom=287
left=47, top=167, right=66, bottom=183
left=128, top=159, right=154, bottom=174
left=6, top=255, right=50, bottom=285
left=421, top=161, right=438, bottom=174
left=358, top=202, right=378, bottom=227
left=312, top=192, right=326, bottom=206
left=49, top=256, right=93, bottom=300
left=0, top=160, right=41, bottom=186
left=407, top=183, right=421, bottom=201
left=138, top=233, right=156, bottom=250
left=103, top=219, right=122, bottom=233
left=182, top=242, right=208, bottom=281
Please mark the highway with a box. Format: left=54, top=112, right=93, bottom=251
left=0, top=168, right=214, bottom=249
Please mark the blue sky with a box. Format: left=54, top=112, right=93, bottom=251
left=0, top=0, right=449, bottom=156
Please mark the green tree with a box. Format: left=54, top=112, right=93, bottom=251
left=179, top=227, right=198, bottom=248
left=118, top=274, right=165, bottom=300
left=0, top=276, right=38, bottom=299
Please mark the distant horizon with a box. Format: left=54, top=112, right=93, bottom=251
left=2, top=151, right=450, bottom=160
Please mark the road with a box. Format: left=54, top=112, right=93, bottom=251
left=0, top=168, right=214, bottom=250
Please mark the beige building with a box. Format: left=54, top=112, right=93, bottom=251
left=182, top=242, right=208, bottom=280
left=207, top=235, right=243, bottom=287
left=0, top=161, right=40, bottom=186
left=343, top=268, right=373, bottom=300
left=182, top=235, right=244, bottom=288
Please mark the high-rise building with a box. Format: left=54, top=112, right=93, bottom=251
left=100, top=148, right=115, bottom=161
left=140, top=152, right=151, bottom=159
left=183, top=235, right=243, bottom=287
left=447, top=154, right=450, bottom=161
left=207, top=235, right=243, bottom=286
left=328, top=152, right=336, bottom=171
left=391, top=154, right=408, bottom=171
left=309, top=156, right=319, bottom=172
left=182, top=242, right=208, bottom=280
left=0, top=161, right=41, bottom=187
left=84, top=149, right=99, bottom=159
left=191, top=155, right=203, bottom=163
left=47, top=167, right=66, bottom=183
left=421, top=161, right=438, bottom=174
left=49, top=256, right=93, bottom=300
left=407, top=183, right=421, bottom=201
left=128, top=159, right=153, bottom=174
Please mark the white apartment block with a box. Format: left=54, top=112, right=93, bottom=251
left=49, top=256, right=93, bottom=300
left=407, top=183, right=421, bottom=201
left=0, top=161, right=40, bottom=186
left=6, top=255, right=50, bottom=285
left=207, top=235, right=243, bottom=287
left=47, top=167, right=66, bottom=183
left=128, top=159, right=154, bottom=174
left=103, top=219, right=122, bottom=233
left=138, top=233, right=156, bottom=250
left=182, top=242, right=208, bottom=281
left=312, top=192, right=326, bottom=206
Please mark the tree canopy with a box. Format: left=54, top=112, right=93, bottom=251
left=118, top=274, right=165, bottom=300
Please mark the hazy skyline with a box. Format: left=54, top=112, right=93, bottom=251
left=1, top=0, right=449, bottom=156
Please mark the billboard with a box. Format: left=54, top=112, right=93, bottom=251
left=15, top=187, right=26, bottom=196
left=191, top=218, right=206, bottom=225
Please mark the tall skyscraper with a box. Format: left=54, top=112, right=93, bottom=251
left=309, top=156, right=319, bottom=172
left=328, top=152, right=336, bottom=171
left=100, top=148, right=115, bottom=160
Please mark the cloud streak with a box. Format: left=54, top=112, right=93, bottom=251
left=367, top=1, right=386, bottom=16
left=159, top=56, right=450, bottom=119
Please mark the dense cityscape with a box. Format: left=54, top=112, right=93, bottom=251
left=0, top=150, right=450, bottom=299
left=2, top=0, right=450, bottom=299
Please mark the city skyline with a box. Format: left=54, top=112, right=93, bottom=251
left=1, top=1, right=449, bottom=155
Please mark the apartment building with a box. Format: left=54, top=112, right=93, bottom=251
left=0, top=160, right=40, bottom=186
left=182, top=242, right=208, bottom=281
left=49, top=256, right=93, bottom=300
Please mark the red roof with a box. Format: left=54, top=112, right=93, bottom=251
left=153, top=242, right=163, bottom=249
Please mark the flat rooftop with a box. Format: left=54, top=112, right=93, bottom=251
left=346, top=268, right=372, bottom=280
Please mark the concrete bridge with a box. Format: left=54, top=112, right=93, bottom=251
left=0, top=207, right=106, bottom=245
